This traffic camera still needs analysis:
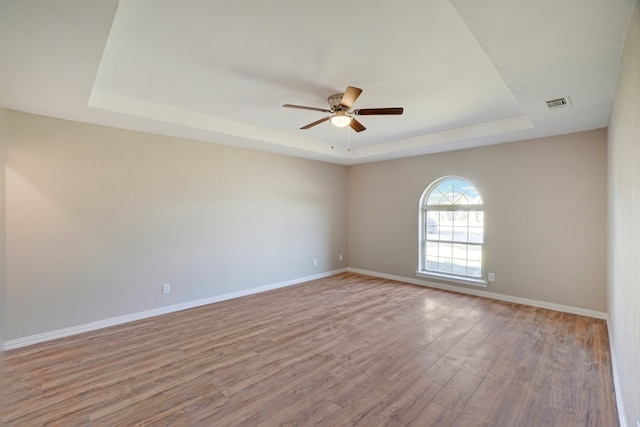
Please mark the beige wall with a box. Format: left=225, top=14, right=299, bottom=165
left=608, top=1, right=640, bottom=424
left=348, top=129, right=607, bottom=312
left=0, top=109, right=7, bottom=420
left=5, top=111, right=347, bottom=340
left=5, top=113, right=610, bottom=345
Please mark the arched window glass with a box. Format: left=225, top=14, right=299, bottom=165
left=418, top=177, right=485, bottom=283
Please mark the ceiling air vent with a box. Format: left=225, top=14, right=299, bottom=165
left=545, top=96, right=572, bottom=110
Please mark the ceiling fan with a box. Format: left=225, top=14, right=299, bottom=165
left=283, top=86, right=403, bottom=133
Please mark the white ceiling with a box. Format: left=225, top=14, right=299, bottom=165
left=0, top=0, right=635, bottom=164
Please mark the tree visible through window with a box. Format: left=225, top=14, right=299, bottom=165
left=419, top=177, right=484, bottom=280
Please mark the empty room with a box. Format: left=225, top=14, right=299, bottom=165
left=1, top=0, right=639, bottom=426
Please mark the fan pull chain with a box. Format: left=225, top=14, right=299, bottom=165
left=331, top=124, right=335, bottom=149
left=348, top=127, right=351, bottom=152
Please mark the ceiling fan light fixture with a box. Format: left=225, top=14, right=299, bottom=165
left=330, top=111, right=352, bottom=128
left=283, top=86, right=403, bottom=133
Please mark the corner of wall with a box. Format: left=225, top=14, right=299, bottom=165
left=607, top=1, right=640, bottom=425
left=0, top=108, right=8, bottom=422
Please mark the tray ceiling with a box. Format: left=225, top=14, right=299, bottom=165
left=0, top=0, right=634, bottom=164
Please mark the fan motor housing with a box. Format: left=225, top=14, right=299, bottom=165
left=328, top=93, right=346, bottom=111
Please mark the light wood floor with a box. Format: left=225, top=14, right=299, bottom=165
left=3, top=273, right=618, bottom=426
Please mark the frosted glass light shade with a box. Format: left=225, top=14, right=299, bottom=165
left=330, top=112, right=352, bottom=128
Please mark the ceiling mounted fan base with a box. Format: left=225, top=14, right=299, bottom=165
left=283, top=85, right=403, bottom=132
left=327, top=94, right=346, bottom=111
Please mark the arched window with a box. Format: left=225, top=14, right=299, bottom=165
left=418, top=176, right=485, bottom=284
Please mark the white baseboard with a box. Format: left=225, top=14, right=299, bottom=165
left=606, top=316, right=628, bottom=427
left=4, top=267, right=624, bottom=424
left=3, top=268, right=348, bottom=351
left=347, top=268, right=608, bottom=320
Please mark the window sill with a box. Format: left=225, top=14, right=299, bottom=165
left=415, top=271, right=488, bottom=288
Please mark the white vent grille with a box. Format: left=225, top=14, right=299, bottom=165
left=545, top=96, right=571, bottom=109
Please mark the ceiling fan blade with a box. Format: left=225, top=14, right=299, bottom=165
left=349, top=118, right=366, bottom=133
left=340, top=86, right=363, bottom=109
left=353, top=107, right=404, bottom=116
left=300, top=116, right=330, bottom=129
left=283, top=104, right=332, bottom=113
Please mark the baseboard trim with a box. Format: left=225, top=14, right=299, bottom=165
left=3, top=268, right=348, bottom=351
left=606, top=316, right=627, bottom=427
left=5, top=267, right=621, bottom=421
left=347, top=268, right=608, bottom=320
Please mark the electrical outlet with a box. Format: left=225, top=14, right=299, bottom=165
left=339, top=254, right=343, bottom=261
left=488, top=273, right=495, bottom=282
left=313, top=259, right=318, bottom=266
left=162, top=283, right=171, bottom=294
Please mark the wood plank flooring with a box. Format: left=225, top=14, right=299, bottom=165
left=2, top=273, right=619, bottom=426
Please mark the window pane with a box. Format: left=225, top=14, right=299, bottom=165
left=452, top=260, right=467, bottom=275
left=426, top=257, right=439, bottom=271
left=426, top=213, right=439, bottom=236
left=439, top=228, right=453, bottom=241
left=468, top=245, right=482, bottom=261
left=469, top=227, right=484, bottom=243
left=452, top=228, right=467, bottom=242
left=438, top=242, right=452, bottom=256
left=453, top=224, right=469, bottom=242
left=426, top=190, right=444, bottom=205
left=467, top=261, right=482, bottom=277
left=440, top=211, right=452, bottom=222
left=426, top=178, right=484, bottom=205
left=452, top=244, right=467, bottom=259
left=421, top=177, right=484, bottom=280
left=471, top=211, right=484, bottom=226
left=437, top=257, right=452, bottom=273
left=460, top=186, right=482, bottom=204
left=426, top=241, right=438, bottom=256
left=451, top=212, right=467, bottom=242
left=438, top=211, right=453, bottom=240
left=454, top=211, right=468, bottom=223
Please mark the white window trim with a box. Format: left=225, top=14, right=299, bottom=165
left=415, top=270, right=488, bottom=287
left=418, top=176, right=486, bottom=286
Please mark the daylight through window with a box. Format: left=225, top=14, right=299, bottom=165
left=419, top=177, right=484, bottom=282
